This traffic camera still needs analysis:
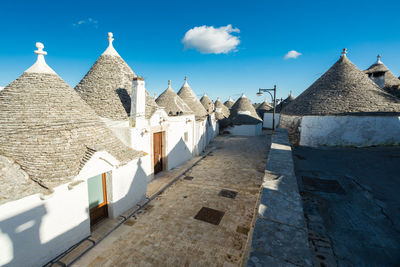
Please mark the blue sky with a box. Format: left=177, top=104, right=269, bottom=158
left=1, top=0, right=400, bottom=103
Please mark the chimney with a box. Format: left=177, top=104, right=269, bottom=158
left=130, top=76, right=146, bottom=128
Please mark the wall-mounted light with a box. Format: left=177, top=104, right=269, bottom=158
left=186, top=118, right=192, bottom=123
left=141, top=128, right=149, bottom=135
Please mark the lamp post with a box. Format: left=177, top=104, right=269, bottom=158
left=256, top=85, right=277, bottom=130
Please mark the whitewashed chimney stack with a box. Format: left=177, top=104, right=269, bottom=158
left=131, top=77, right=146, bottom=128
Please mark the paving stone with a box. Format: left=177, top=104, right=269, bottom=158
left=73, top=134, right=271, bottom=266
left=58, top=240, right=94, bottom=266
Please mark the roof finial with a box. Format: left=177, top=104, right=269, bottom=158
left=168, top=80, right=171, bottom=88
left=241, top=93, right=247, bottom=98
left=102, top=32, right=120, bottom=56
left=35, top=42, right=47, bottom=56
left=107, top=32, right=114, bottom=45
left=289, top=90, right=292, bottom=96
left=183, top=76, right=188, bottom=86
left=24, top=42, right=56, bottom=74
left=341, top=48, right=347, bottom=57
left=376, top=54, right=382, bottom=64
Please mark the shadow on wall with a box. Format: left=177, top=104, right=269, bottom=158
left=115, top=88, right=131, bottom=116
left=0, top=204, right=90, bottom=266
left=110, top=157, right=148, bottom=217
left=167, top=137, right=193, bottom=169
left=193, top=122, right=207, bottom=156
left=0, top=156, right=148, bottom=266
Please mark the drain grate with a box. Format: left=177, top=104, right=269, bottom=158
left=218, top=189, right=238, bottom=199
left=302, top=176, right=345, bottom=194
left=194, top=207, right=225, bottom=225
left=184, top=176, right=194, bottom=180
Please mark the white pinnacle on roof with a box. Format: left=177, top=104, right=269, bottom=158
left=341, top=48, right=347, bottom=57
left=241, top=93, right=247, bottom=98
left=375, top=54, right=383, bottom=64
left=183, top=76, right=189, bottom=86
left=25, top=42, right=56, bottom=74
left=102, top=32, right=120, bottom=57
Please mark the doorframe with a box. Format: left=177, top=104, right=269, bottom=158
left=151, top=129, right=168, bottom=174
left=88, top=173, right=109, bottom=226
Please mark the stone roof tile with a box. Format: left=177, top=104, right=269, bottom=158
left=282, top=50, right=400, bottom=116
left=229, top=94, right=262, bottom=125
left=156, top=80, right=193, bottom=116
left=200, top=93, right=215, bottom=114
left=0, top=43, right=144, bottom=200
left=177, top=77, right=208, bottom=120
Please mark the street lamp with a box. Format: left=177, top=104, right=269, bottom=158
left=256, top=85, right=277, bottom=130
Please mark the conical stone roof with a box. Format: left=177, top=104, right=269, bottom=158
left=224, top=96, right=235, bottom=109
left=282, top=50, right=400, bottom=116
left=229, top=94, right=262, bottom=125
left=215, top=98, right=230, bottom=120
left=257, top=100, right=272, bottom=115
left=200, top=93, right=215, bottom=114
left=276, top=92, right=295, bottom=112
left=364, top=55, right=400, bottom=98
left=0, top=43, right=143, bottom=192
left=75, top=32, right=159, bottom=120
left=156, top=80, right=193, bottom=116
left=177, top=77, right=208, bottom=120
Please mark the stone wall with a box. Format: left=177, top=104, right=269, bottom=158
left=263, top=113, right=280, bottom=129
left=300, top=115, right=400, bottom=147
left=279, top=115, right=302, bottom=146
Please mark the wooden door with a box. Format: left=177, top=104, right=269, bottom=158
left=153, top=132, right=163, bottom=174
left=88, top=173, right=108, bottom=226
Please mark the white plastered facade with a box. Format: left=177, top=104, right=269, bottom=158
left=0, top=150, right=147, bottom=267
left=299, top=115, right=400, bottom=147
left=228, top=123, right=262, bottom=136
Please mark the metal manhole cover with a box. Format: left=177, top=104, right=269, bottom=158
left=302, top=176, right=345, bottom=194
left=184, top=176, right=194, bottom=180
left=194, top=207, right=225, bottom=225
left=218, top=189, right=238, bottom=199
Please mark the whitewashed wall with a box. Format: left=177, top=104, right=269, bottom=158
left=129, top=127, right=153, bottom=182
left=108, top=158, right=147, bottom=218
left=0, top=182, right=89, bottom=267
left=263, top=113, right=280, bottom=129
left=74, top=151, right=148, bottom=219
left=102, top=114, right=166, bottom=184
left=0, top=149, right=149, bottom=266
left=194, top=119, right=207, bottom=156
left=166, top=115, right=195, bottom=170
left=205, top=113, right=218, bottom=145
left=228, top=123, right=262, bottom=136
left=300, top=115, right=400, bottom=147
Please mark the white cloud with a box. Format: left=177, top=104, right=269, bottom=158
left=73, top=18, right=99, bottom=28
left=182, top=24, right=240, bottom=54
left=284, top=50, right=302, bottom=60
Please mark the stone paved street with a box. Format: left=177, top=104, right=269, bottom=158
left=74, top=134, right=270, bottom=266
